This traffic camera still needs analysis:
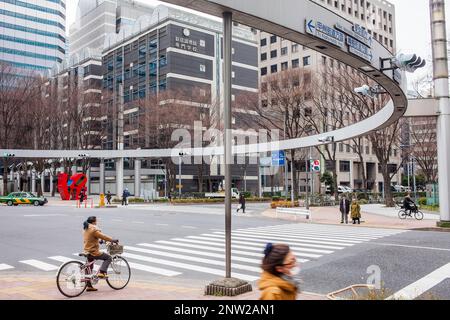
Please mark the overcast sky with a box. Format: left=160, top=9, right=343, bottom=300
left=66, top=0, right=450, bottom=84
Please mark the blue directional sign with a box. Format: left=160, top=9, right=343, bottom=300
left=306, top=19, right=345, bottom=48
left=347, top=36, right=373, bottom=62
left=272, top=150, right=285, bottom=166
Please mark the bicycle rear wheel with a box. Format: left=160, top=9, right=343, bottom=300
left=56, top=261, right=88, bottom=298
left=106, top=256, right=131, bottom=290
left=398, top=210, right=407, bottom=220
left=415, top=210, right=424, bottom=221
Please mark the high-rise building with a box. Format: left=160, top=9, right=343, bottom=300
left=98, top=5, right=260, bottom=194
left=0, top=0, right=66, bottom=74
left=69, top=0, right=155, bottom=58
left=258, top=0, right=400, bottom=194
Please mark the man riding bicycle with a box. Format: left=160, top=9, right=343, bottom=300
left=83, top=216, right=118, bottom=292
left=403, top=192, right=417, bottom=216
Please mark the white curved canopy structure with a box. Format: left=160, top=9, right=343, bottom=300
left=1, top=0, right=407, bottom=159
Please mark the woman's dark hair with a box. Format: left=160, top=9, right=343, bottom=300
left=83, top=216, right=96, bottom=230
left=262, top=243, right=290, bottom=276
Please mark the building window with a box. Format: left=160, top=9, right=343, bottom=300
left=339, top=143, right=344, bottom=152
left=281, top=47, right=288, bottom=56
left=346, top=144, right=351, bottom=153
left=322, top=56, right=327, bottom=65
left=261, top=99, right=268, bottom=107
left=232, top=71, right=235, bottom=78
left=270, top=50, right=277, bottom=58
left=292, top=59, right=299, bottom=68
left=200, top=39, right=206, bottom=47
left=261, top=52, right=267, bottom=61
left=261, top=38, right=267, bottom=46
left=303, top=56, right=311, bottom=66
left=292, top=43, right=299, bottom=53
left=271, top=64, right=278, bottom=73
left=261, top=67, right=267, bottom=76
left=281, top=62, right=288, bottom=71
left=366, top=146, right=369, bottom=154
left=340, top=161, right=350, bottom=172
left=200, top=64, right=206, bottom=72
left=261, top=82, right=268, bottom=93
left=270, top=35, right=277, bottom=43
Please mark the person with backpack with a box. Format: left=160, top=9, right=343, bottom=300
left=339, top=194, right=350, bottom=224
left=122, top=188, right=130, bottom=206
left=106, top=191, right=112, bottom=205
left=237, top=193, right=246, bottom=213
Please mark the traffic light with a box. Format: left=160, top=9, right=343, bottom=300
left=354, top=85, right=375, bottom=97
left=392, top=53, right=426, bottom=73
left=310, top=160, right=321, bottom=172
left=3, top=153, right=15, bottom=157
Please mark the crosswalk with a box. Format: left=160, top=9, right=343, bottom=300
left=1, top=223, right=407, bottom=281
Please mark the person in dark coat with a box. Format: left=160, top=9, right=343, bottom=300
left=237, top=193, right=246, bottom=213
left=339, top=194, right=351, bottom=224
left=106, top=191, right=112, bottom=205
left=122, top=188, right=130, bottom=206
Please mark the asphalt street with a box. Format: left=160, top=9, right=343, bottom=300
left=0, top=203, right=449, bottom=299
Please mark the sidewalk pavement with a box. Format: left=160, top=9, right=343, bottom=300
left=0, top=274, right=326, bottom=300
left=263, top=204, right=440, bottom=230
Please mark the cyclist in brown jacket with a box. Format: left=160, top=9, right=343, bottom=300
left=83, top=216, right=118, bottom=291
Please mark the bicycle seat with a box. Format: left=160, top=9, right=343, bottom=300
left=78, top=253, right=89, bottom=257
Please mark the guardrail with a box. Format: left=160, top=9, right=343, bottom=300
left=275, top=207, right=311, bottom=220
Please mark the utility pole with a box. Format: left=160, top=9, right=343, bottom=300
left=430, top=0, right=450, bottom=223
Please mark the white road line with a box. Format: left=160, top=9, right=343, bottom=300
left=235, top=229, right=379, bottom=241
left=388, top=263, right=450, bottom=300
left=156, top=223, right=169, bottom=226
left=112, top=219, right=123, bottom=222
left=0, top=264, right=14, bottom=271
left=126, top=245, right=264, bottom=272
left=131, top=244, right=267, bottom=265
left=48, top=256, right=100, bottom=271
left=121, top=252, right=258, bottom=282
left=19, top=260, right=59, bottom=271
left=255, top=228, right=404, bottom=238
left=155, top=240, right=322, bottom=259
left=251, top=225, right=406, bottom=236
left=181, top=226, right=196, bottom=229
left=186, top=235, right=345, bottom=251
left=369, top=243, right=450, bottom=252
left=132, top=221, right=145, bottom=224
left=208, top=233, right=356, bottom=246
left=127, top=262, right=182, bottom=276
left=23, top=214, right=67, bottom=217
left=225, top=231, right=364, bottom=244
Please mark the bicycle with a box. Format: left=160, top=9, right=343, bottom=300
left=56, top=241, right=131, bottom=298
left=398, top=205, right=424, bottom=221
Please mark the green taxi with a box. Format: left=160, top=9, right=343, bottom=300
left=0, top=192, right=48, bottom=206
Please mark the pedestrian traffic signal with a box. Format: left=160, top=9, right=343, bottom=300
left=392, top=53, right=426, bottom=73
left=310, top=160, right=321, bottom=172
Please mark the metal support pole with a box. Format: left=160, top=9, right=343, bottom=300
left=223, top=11, right=232, bottom=279
left=413, top=157, right=417, bottom=200
left=178, top=155, right=182, bottom=198
left=164, top=164, right=167, bottom=199
left=117, top=83, right=124, bottom=198
left=431, top=0, right=450, bottom=222
left=309, top=147, right=313, bottom=201
left=99, top=159, right=105, bottom=195
left=40, top=171, right=44, bottom=194
left=290, top=159, right=295, bottom=205
left=49, top=164, right=54, bottom=196
left=31, top=170, right=36, bottom=194
left=134, top=159, right=141, bottom=197
left=305, top=158, right=309, bottom=210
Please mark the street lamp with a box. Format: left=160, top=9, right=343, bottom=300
left=178, top=151, right=190, bottom=198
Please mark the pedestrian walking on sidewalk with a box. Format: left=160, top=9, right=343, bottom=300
left=237, top=193, right=246, bottom=213
left=122, top=188, right=130, bottom=206
left=351, top=198, right=361, bottom=224
left=106, top=191, right=112, bottom=205
left=259, top=243, right=300, bottom=300
left=339, top=194, right=350, bottom=224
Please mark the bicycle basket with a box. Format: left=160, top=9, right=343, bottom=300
left=107, top=244, right=124, bottom=255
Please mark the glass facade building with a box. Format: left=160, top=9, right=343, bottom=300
left=0, top=0, right=66, bottom=73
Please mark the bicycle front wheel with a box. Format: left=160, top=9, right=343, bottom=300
left=398, top=210, right=407, bottom=220
left=106, top=256, right=131, bottom=290
left=415, top=210, right=424, bottom=221
left=56, top=261, right=88, bottom=298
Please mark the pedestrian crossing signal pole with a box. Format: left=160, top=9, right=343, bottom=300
left=204, top=11, right=252, bottom=297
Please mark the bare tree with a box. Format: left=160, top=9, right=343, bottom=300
left=238, top=68, right=313, bottom=198
left=409, top=117, right=438, bottom=183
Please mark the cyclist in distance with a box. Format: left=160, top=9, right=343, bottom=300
left=403, top=192, right=417, bottom=215
left=82, top=216, right=118, bottom=292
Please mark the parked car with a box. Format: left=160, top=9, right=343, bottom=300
left=337, top=186, right=351, bottom=193
left=0, top=192, right=48, bottom=206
